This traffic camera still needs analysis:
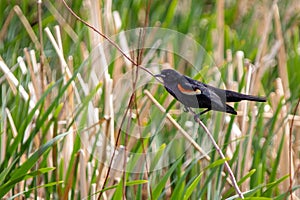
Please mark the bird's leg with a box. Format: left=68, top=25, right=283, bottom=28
left=183, top=106, right=189, bottom=112
left=194, top=109, right=210, bottom=121
left=197, top=108, right=211, bottom=116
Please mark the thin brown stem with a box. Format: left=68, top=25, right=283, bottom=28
left=123, top=103, right=133, bottom=199
left=61, top=0, right=163, bottom=85
left=144, top=90, right=210, bottom=161
left=189, top=109, right=244, bottom=199
left=288, top=97, right=300, bottom=200
left=62, top=2, right=163, bottom=199
left=98, top=94, right=135, bottom=199
left=62, top=0, right=137, bottom=67
left=37, top=0, right=45, bottom=98
left=133, top=2, right=153, bottom=197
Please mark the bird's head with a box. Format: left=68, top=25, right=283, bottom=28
left=155, top=69, right=182, bottom=83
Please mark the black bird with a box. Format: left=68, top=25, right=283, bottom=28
left=155, top=69, right=266, bottom=116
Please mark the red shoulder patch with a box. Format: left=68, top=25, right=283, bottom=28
left=177, top=84, right=201, bottom=95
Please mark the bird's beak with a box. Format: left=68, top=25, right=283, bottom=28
left=154, top=74, right=165, bottom=78
left=154, top=74, right=165, bottom=84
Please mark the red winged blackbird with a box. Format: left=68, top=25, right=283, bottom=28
left=155, top=69, right=266, bottom=115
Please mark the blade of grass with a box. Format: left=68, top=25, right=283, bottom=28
left=0, top=167, right=56, bottom=197
left=89, top=180, right=148, bottom=198
left=8, top=181, right=64, bottom=200
left=152, top=156, right=183, bottom=200
left=183, top=172, right=203, bottom=200
left=10, top=131, right=71, bottom=180
left=170, top=160, right=198, bottom=200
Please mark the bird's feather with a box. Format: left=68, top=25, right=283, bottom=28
left=182, top=76, right=226, bottom=109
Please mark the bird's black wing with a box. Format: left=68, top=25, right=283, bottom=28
left=202, top=81, right=266, bottom=102
left=182, top=76, right=226, bottom=109
left=183, top=75, right=266, bottom=103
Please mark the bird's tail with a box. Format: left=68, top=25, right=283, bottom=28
left=226, top=91, right=266, bottom=102
left=237, top=94, right=266, bottom=102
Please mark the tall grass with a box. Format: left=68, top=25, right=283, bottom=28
left=0, top=0, right=300, bottom=199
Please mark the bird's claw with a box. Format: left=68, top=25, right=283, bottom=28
left=193, top=114, right=200, bottom=121
left=183, top=106, right=189, bottom=112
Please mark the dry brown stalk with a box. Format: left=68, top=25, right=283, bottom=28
left=274, top=78, right=293, bottom=193
left=215, top=0, right=224, bottom=66
left=13, top=5, right=41, bottom=50
left=273, top=4, right=290, bottom=101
